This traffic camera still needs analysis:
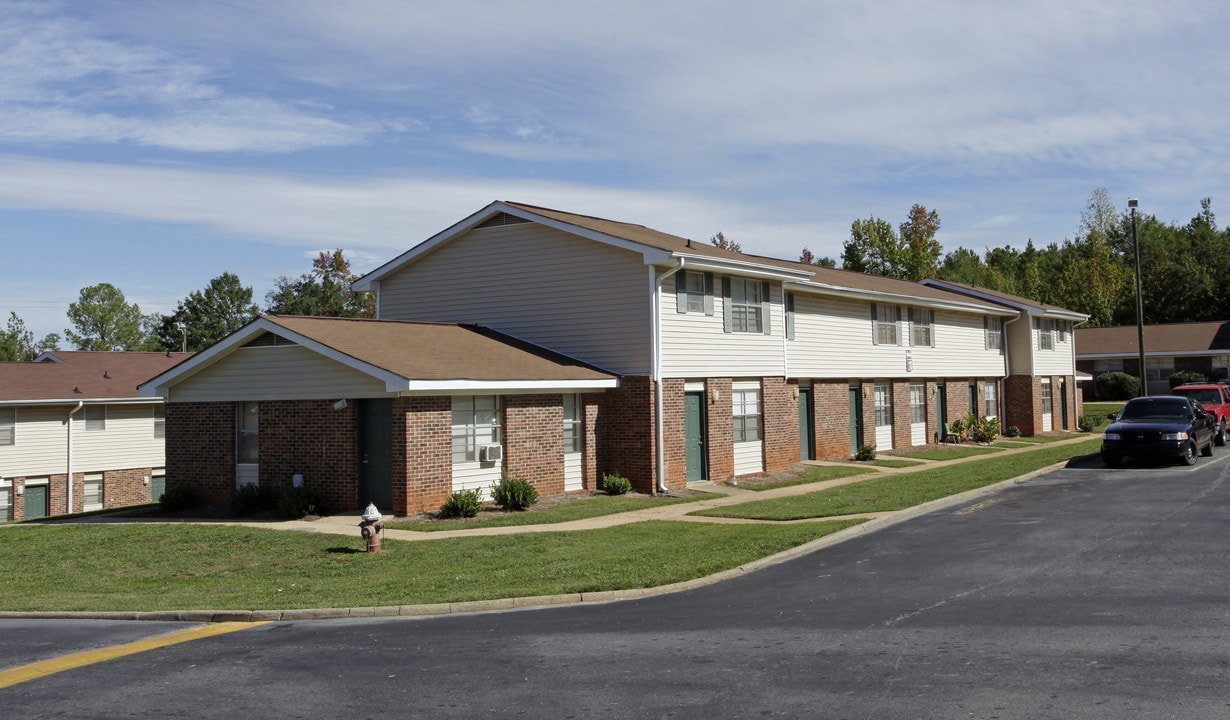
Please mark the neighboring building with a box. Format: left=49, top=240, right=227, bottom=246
left=0, top=351, right=191, bottom=521
left=1075, top=321, right=1230, bottom=397
left=143, top=201, right=1089, bottom=516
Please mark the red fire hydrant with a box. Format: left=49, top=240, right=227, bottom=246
left=359, top=502, right=384, bottom=553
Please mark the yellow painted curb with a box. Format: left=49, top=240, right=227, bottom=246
left=0, top=621, right=267, bottom=689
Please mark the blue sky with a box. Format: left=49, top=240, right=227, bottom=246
left=4, top=0, right=1229, bottom=342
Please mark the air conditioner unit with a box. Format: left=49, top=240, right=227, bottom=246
left=480, top=444, right=503, bottom=462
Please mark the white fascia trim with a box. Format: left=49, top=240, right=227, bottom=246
left=398, top=379, right=619, bottom=393
left=918, top=280, right=1090, bottom=322
left=668, top=255, right=815, bottom=282
left=0, top=398, right=163, bottom=407
left=785, top=281, right=1018, bottom=316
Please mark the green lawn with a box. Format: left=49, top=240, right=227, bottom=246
left=737, top=465, right=875, bottom=491
left=898, top=446, right=1003, bottom=461
left=0, top=520, right=862, bottom=612
left=385, top=492, right=722, bottom=531
left=868, top=458, right=926, bottom=468
left=691, top=438, right=1101, bottom=521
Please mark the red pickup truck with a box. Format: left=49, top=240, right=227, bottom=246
left=1171, top=383, right=1230, bottom=446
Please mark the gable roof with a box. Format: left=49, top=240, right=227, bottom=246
left=918, top=279, right=1089, bottom=321
left=139, top=316, right=619, bottom=397
left=354, top=200, right=1019, bottom=315
left=1076, top=321, right=1230, bottom=358
left=0, top=351, right=192, bottom=405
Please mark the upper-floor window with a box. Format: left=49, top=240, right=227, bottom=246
left=984, top=317, right=1003, bottom=351
left=785, top=292, right=796, bottom=340
left=675, top=271, right=714, bottom=315
left=84, top=405, right=106, bottom=432
left=563, top=394, right=582, bottom=454
left=153, top=405, right=165, bottom=439
left=0, top=408, right=13, bottom=446
left=1038, top=318, right=1055, bottom=351
left=733, top=387, right=762, bottom=443
left=724, top=278, right=769, bottom=334
left=909, top=307, right=934, bottom=347
left=872, top=303, right=900, bottom=345
left=452, top=395, right=501, bottom=463
left=237, top=402, right=259, bottom=464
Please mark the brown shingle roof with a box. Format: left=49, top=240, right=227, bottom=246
left=0, top=351, right=192, bottom=403
left=1076, top=321, right=1230, bottom=356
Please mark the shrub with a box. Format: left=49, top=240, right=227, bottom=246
left=230, top=483, right=277, bottom=516
left=855, top=444, right=876, bottom=461
left=1005, top=425, right=1021, bottom=438
left=159, top=484, right=198, bottom=513
left=440, top=488, right=483, bottom=518
left=968, top=414, right=1001, bottom=443
left=601, top=473, right=632, bottom=495
left=490, top=472, right=538, bottom=511
left=1078, top=413, right=1106, bottom=432
left=278, top=485, right=321, bottom=519
left=1095, top=371, right=1139, bottom=400
left=1169, top=370, right=1208, bottom=388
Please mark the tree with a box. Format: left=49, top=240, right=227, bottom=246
left=709, top=232, right=742, bottom=253
left=265, top=249, right=375, bottom=318
left=799, top=247, right=837, bottom=268
left=65, top=283, right=146, bottom=351
left=153, top=272, right=260, bottom=352
left=898, top=204, right=942, bottom=280
left=1, top=312, right=35, bottom=361
left=842, top=216, right=905, bottom=277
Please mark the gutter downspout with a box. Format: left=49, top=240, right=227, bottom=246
left=67, top=401, right=83, bottom=514
left=652, top=259, right=687, bottom=494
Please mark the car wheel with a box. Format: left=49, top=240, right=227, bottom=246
left=1216, top=420, right=1226, bottom=447
left=1202, top=436, right=1215, bottom=457
left=1102, top=453, right=1122, bottom=468
left=1182, top=442, right=1199, bottom=465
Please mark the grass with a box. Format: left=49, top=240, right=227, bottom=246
left=897, top=446, right=1003, bottom=461
left=1084, top=401, right=1125, bottom=417
left=736, top=465, right=875, bottom=491
left=868, top=458, right=926, bottom=468
left=385, top=492, right=722, bottom=531
left=691, top=438, right=1101, bottom=521
left=0, top=520, right=863, bottom=612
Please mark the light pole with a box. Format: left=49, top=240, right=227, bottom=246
left=1130, top=198, right=1146, bottom=397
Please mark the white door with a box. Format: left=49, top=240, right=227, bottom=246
left=563, top=394, right=583, bottom=491
left=874, top=383, right=893, bottom=450
left=1041, top=380, right=1054, bottom=432
left=909, top=383, right=926, bottom=446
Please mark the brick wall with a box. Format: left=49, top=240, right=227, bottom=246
left=660, top=378, right=688, bottom=488
left=166, top=402, right=235, bottom=505
left=706, top=378, right=734, bottom=484
left=260, top=400, right=358, bottom=511
left=763, top=377, right=798, bottom=473
left=504, top=395, right=565, bottom=496
left=814, top=380, right=851, bottom=459
left=396, top=396, right=450, bottom=515
left=596, top=376, right=657, bottom=493
left=1005, top=375, right=1038, bottom=436
left=583, top=395, right=600, bottom=490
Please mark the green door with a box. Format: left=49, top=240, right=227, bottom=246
left=358, top=399, right=394, bottom=512
left=798, top=387, right=814, bottom=461
left=936, top=385, right=948, bottom=442
left=849, top=386, right=864, bottom=456
left=684, top=392, right=707, bottom=482
left=151, top=474, right=166, bottom=504
left=24, top=484, right=48, bottom=519
left=1060, top=379, right=1070, bottom=430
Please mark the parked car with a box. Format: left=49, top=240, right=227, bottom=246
left=1170, top=382, right=1230, bottom=446
left=1101, top=395, right=1217, bottom=467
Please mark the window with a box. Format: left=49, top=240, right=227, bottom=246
left=0, top=408, right=12, bottom=446
left=236, top=402, right=259, bottom=464
left=733, top=388, right=762, bottom=443
left=563, top=394, right=582, bottom=454
left=785, top=292, right=796, bottom=340
left=984, top=317, right=1003, bottom=351
left=910, top=383, right=926, bottom=423
left=724, top=278, right=768, bottom=334
left=153, top=405, right=165, bottom=439
left=872, top=304, right=899, bottom=345
left=1094, top=358, right=1124, bottom=374
left=1038, top=319, right=1055, bottom=351
left=84, top=405, right=106, bottom=432
left=0, top=483, right=10, bottom=521
left=874, top=383, right=892, bottom=427
left=1041, top=380, right=1053, bottom=416
left=984, top=382, right=999, bottom=418
left=675, top=271, right=713, bottom=315
left=1214, top=355, right=1230, bottom=380
left=83, top=473, right=103, bottom=512
left=1146, top=357, right=1175, bottom=382
left=909, top=308, right=934, bottom=347
left=452, top=395, right=502, bottom=463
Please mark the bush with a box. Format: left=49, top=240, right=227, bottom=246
left=1169, top=370, right=1208, bottom=388
left=1095, top=371, right=1139, bottom=400
left=230, top=483, right=278, bottom=516
left=601, top=473, right=632, bottom=495
left=159, top=484, right=198, bottom=513
left=855, top=444, right=876, bottom=461
left=1078, top=413, right=1107, bottom=432
left=1005, top=425, right=1021, bottom=438
left=278, top=485, right=321, bottom=519
left=440, top=488, right=483, bottom=518
left=490, top=472, right=538, bottom=511
left=968, top=415, right=1001, bottom=444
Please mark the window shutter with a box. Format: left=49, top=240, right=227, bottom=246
left=895, top=306, right=903, bottom=346
left=871, top=303, right=879, bottom=345
left=929, top=310, right=935, bottom=347
left=786, top=293, right=796, bottom=340
left=704, top=273, right=715, bottom=316
left=722, top=277, right=732, bottom=333
left=983, top=317, right=990, bottom=350
left=761, top=281, right=772, bottom=334
left=908, top=307, right=915, bottom=347
left=675, top=272, right=688, bottom=314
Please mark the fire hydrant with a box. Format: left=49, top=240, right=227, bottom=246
left=359, top=503, right=384, bottom=553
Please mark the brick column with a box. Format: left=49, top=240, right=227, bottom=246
left=396, top=396, right=451, bottom=515
left=504, top=394, right=565, bottom=496
left=706, top=378, right=734, bottom=484
left=763, top=377, right=799, bottom=472
left=813, top=380, right=851, bottom=459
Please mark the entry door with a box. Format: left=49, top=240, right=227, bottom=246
left=936, top=385, right=948, bottom=442
left=151, top=474, right=166, bottom=504
left=684, top=392, right=708, bottom=482
left=848, top=386, right=864, bottom=456
left=24, top=484, right=49, bottom=519
left=358, top=399, right=394, bottom=512
left=1060, top=379, right=1069, bottom=430
left=798, top=386, right=814, bottom=461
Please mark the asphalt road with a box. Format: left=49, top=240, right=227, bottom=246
left=3, top=453, right=1229, bottom=719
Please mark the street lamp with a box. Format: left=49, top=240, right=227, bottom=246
left=1130, top=198, right=1146, bottom=397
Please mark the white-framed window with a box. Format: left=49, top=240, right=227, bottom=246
left=1038, top=318, right=1055, bottom=351
left=153, top=405, right=165, bottom=439
left=1146, top=357, right=1175, bottom=382
left=733, top=387, right=762, bottom=443
left=909, top=307, right=934, bottom=347
left=984, top=317, right=1003, bottom=351
left=676, top=270, right=713, bottom=315
left=984, top=382, right=999, bottom=418
left=1041, top=380, right=1053, bottom=416
left=452, top=395, right=502, bottom=463
left=0, top=407, right=13, bottom=446
left=84, top=405, right=106, bottom=432
left=872, top=304, right=900, bottom=345
left=910, top=383, right=926, bottom=423
left=1093, top=358, right=1124, bottom=374
left=0, top=482, right=10, bottom=521
left=563, top=394, right=582, bottom=454
left=874, top=383, right=892, bottom=427
left=728, top=279, right=765, bottom=333
left=1214, top=355, right=1230, bottom=380
left=83, top=473, right=103, bottom=512
left=236, top=402, right=259, bottom=464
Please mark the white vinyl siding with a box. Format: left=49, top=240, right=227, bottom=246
left=1030, top=318, right=1078, bottom=376
left=0, top=407, right=12, bottom=446
left=0, top=404, right=167, bottom=479
left=732, top=382, right=764, bottom=476
left=660, top=281, right=786, bottom=378
left=786, top=295, right=1008, bottom=379
left=169, top=345, right=388, bottom=402
left=378, top=223, right=652, bottom=375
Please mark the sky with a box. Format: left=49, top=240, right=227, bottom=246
left=4, top=0, right=1230, bottom=343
